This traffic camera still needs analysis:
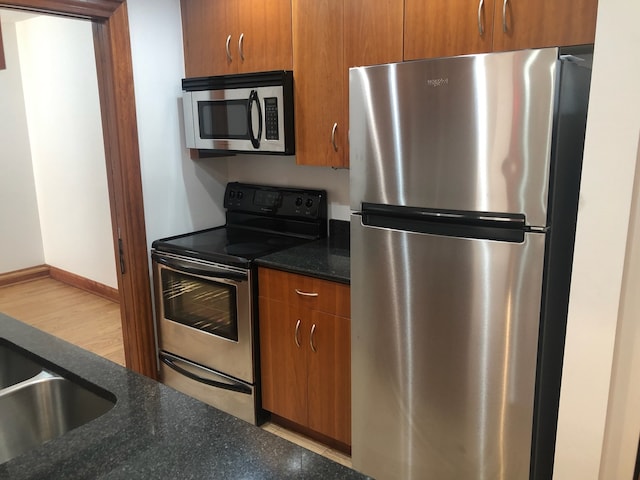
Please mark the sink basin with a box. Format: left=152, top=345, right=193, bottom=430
left=0, top=341, right=44, bottom=389
left=0, top=340, right=116, bottom=464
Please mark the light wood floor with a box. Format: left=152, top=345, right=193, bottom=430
left=0, top=278, right=352, bottom=468
left=0, top=278, right=125, bottom=366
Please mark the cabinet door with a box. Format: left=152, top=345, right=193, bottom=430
left=236, top=0, right=293, bottom=73
left=404, top=0, right=494, bottom=60
left=181, top=0, right=238, bottom=77
left=343, top=0, right=404, bottom=168
left=492, top=0, right=598, bottom=51
left=307, top=310, right=351, bottom=445
left=292, top=0, right=346, bottom=167
left=259, top=297, right=307, bottom=426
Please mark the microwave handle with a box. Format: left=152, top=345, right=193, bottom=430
left=247, top=90, right=262, bottom=149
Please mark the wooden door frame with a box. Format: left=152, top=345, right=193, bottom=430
left=0, top=0, right=156, bottom=378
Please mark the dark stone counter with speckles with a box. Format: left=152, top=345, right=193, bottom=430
left=0, top=313, right=368, bottom=480
left=256, top=220, right=351, bottom=284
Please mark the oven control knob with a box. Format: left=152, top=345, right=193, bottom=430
left=229, top=190, right=236, bottom=198
left=237, top=191, right=244, bottom=200
left=295, top=197, right=303, bottom=207
left=305, top=198, right=314, bottom=208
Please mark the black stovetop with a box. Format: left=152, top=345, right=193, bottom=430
left=151, top=183, right=328, bottom=268
left=152, top=225, right=314, bottom=267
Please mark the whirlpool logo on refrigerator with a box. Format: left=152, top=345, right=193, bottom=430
left=426, top=77, right=449, bottom=87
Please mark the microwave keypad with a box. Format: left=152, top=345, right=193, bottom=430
left=264, top=97, right=279, bottom=140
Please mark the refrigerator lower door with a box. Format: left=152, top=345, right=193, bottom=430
left=351, top=215, right=545, bottom=480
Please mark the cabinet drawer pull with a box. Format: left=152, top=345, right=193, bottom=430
left=502, top=0, right=508, bottom=33
left=310, top=324, right=317, bottom=352
left=238, top=33, right=245, bottom=61
left=477, top=0, right=484, bottom=35
left=294, top=319, right=301, bottom=348
left=295, top=288, right=319, bottom=297
left=225, top=34, right=233, bottom=61
left=331, top=123, right=338, bottom=152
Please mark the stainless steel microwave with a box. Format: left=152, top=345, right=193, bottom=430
left=182, top=71, right=295, bottom=155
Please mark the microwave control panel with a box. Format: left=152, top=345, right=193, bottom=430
left=264, top=97, right=279, bottom=140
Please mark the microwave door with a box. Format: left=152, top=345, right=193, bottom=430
left=187, top=88, right=254, bottom=151
left=182, top=91, right=198, bottom=149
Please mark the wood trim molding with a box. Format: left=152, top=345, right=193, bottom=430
left=0, top=265, right=118, bottom=303
left=0, top=22, right=6, bottom=70
left=93, top=3, right=156, bottom=378
left=1, top=0, right=157, bottom=379
left=0, top=265, right=49, bottom=287
left=0, top=0, right=120, bottom=19
left=49, top=266, right=119, bottom=303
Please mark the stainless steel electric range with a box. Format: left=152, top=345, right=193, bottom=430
left=151, top=183, right=327, bottom=425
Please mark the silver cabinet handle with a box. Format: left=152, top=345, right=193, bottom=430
left=295, top=288, right=319, bottom=297
left=477, top=0, right=484, bottom=35
left=294, top=319, right=301, bottom=348
left=331, top=123, right=338, bottom=152
left=225, top=34, right=232, bottom=61
left=502, top=0, right=508, bottom=33
left=238, top=33, right=245, bottom=61
left=310, top=324, right=317, bottom=352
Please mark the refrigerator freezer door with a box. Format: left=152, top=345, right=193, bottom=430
left=349, top=48, right=558, bottom=228
left=351, top=215, right=545, bottom=480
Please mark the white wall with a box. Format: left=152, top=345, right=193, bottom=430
left=15, top=15, right=117, bottom=288
left=127, top=0, right=227, bottom=247
left=598, top=138, right=640, bottom=480
left=553, top=0, right=640, bottom=478
left=0, top=19, right=44, bottom=273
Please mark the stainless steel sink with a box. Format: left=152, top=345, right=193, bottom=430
left=0, top=342, right=44, bottom=389
left=0, top=340, right=116, bottom=464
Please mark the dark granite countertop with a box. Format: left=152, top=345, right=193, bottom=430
left=255, top=220, right=350, bottom=284
left=0, top=313, right=368, bottom=480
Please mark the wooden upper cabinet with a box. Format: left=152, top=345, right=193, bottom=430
left=344, top=0, right=404, bottom=69
left=235, top=0, right=293, bottom=73
left=293, top=0, right=403, bottom=168
left=492, top=0, right=598, bottom=51
left=181, top=0, right=233, bottom=77
left=292, top=0, right=346, bottom=167
left=405, top=0, right=598, bottom=61
left=404, top=0, right=494, bottom=60
left=181, top=0, right=292, bottom=78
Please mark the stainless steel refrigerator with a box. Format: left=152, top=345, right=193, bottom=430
left=349, top=47, right=592, bottom=480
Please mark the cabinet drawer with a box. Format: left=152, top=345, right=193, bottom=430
left=258, top=267, right=350, bottom=318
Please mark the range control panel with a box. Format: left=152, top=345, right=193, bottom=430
left=224, top=182, right=327, bottom=220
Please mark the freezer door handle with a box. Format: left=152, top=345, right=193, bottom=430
left=160, top=353, right=252, bottom=395
left=360, top=203, right=528, bottom=243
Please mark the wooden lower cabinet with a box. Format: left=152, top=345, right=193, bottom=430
left=258, top=268, right=351, bottom=447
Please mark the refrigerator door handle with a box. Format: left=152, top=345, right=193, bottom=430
left=360, top=203, right=528, bottom=243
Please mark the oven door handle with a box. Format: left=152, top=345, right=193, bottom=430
left=153, top=254, right=247, bottom=281
left=160, top=353, right=252, bottom=395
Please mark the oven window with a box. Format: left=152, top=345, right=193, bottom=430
left=161, top=270, right=239, bottom=342
left=198, top=100, right=249, bottom=140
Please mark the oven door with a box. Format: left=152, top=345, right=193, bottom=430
left=152, top=251, right=254, bottom=384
